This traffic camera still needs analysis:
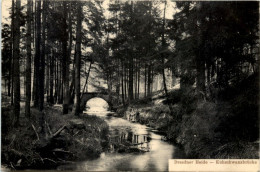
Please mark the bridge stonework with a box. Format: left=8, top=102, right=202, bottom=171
left=80, top=92, right=116, bottom=111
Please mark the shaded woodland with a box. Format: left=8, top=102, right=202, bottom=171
left=1, top=0, right=259, bottom=169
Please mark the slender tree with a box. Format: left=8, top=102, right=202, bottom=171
left=25, top=0, right=32, bottom=118
left=11, top=0, right=15, bottom=105
left=62, top=2, right=70, bottom=114
left=34, top=0, right=41, bottom=108
left=161, top=0, right=174, bottom=116
left=38, top=0, right=46, bottom=111
left=74, top=2, right=83, bottom=116
left=13, top=0, right=21, bottom=126
left=49, top=49, right=54, bottom=104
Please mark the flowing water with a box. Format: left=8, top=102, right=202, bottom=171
left=58, top=98, right=185, bottom=171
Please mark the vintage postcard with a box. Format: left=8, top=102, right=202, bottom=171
left=1, top=0, right=259, bottom=171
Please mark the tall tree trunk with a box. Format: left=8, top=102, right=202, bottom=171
left=147, top=1, right=152, bottom=98
left=46, top=57, right=50, bottom=102
left=137, top=61, right=140, bottom=99
left=8, top=59, right=11, bottom=96
left=32, top=0, right=35, bottom=50
left=151, top=66, right=154, bottom=94
left=46, top=18, right=50, bottom=103
left=74, top=2, right=82, bottom=116
left=34, top=0, right=41, bottom=108
left=134, top=58, right=138, bottom=99
left=49, top=49, right=54, bottom=104
left=59, top=58, right=63, bottom=104
left=129, top=57, right=134, bottom=101
left=67, top=2, right=73, bottom=106
left=127, top=66, right=129, bottom=100
left=8, top=0, right=15, bottom=98
left=62, top=2, right=70, bottom=114
left=116, top=3, right=121, bottom=104
left=147, top=64, right=151, bottom=97
left=116, top=59, right=120, bottom=102
left=144, top=65, right=147, bottom=97
left=13, top=0, right=21, bottom=126
left=56, top=54, right=59, bottom=104
left=128, top=1, right=134, bottom=101
left=39, top=0, right=46, bottom=111
left=11, top=0, right=15, bottom=104
left=25, top=0, right=32, bottom=118
left=161, top=0, right=174, bottom=116
left=124, top=62, right=127, bottom=100
left=56, top=55, right=60, bottom=103
left=121, top=60, right=125, bottom=105
left=69, top=45, right=77, bottom=105
left=32, top=0, right=37, bottom=102
left=54, top=51, right=58, bottom=103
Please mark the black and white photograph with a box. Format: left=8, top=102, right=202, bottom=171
left=1, top=0, right=259, bottom=171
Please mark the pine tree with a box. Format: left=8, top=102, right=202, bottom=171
left=74, top=2, right=83, bottom=116
left=25, top=0, right=32, bottom=118
left=13, top=0, right=21, bottom=126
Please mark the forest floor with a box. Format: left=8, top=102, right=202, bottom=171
left=1, top=95, right=109, bottom=170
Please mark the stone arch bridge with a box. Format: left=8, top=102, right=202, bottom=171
left=80, top=92, right=118, bottom=111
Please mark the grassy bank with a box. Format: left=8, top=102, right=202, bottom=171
left=118, top=73, right=259, bottom=159
left=1, top=104, right=109, bottom=170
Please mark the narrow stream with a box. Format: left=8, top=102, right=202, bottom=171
left=58, top=98, right=185, bottom=171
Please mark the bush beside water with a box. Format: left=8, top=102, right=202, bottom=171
left=121, top=73, right=259, bottom=159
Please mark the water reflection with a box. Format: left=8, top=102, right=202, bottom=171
left=58, top=100, right=184, bottom=171
left=109, top=126, right=151, bottom=153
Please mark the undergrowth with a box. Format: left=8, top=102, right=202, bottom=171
left=122, top=73, right=259, bottom=159
left=1, top=104, right=109, bottom=170
left=167, top=73, right=259, bottom=158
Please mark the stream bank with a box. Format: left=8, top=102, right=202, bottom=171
left=118, top=103, right=173, bottom=137
left=1, top=104, right=109, bottom=170
left=116, top=78, right=259, bottom=159
left=58, top=111, right=185, bottom=171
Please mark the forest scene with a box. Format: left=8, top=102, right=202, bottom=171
left=1, top=0, right=259, bottom=171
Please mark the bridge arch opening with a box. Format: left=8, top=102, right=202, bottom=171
left=85, top=97, right=109, bottom=114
